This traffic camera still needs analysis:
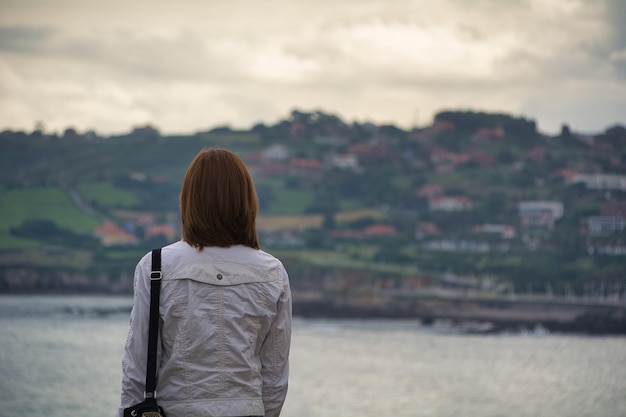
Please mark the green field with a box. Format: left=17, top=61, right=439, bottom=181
left=275, top=248, right=419, bottom=276
left=255, top=179, right=313, bottom=215
left=0, top=187, right=100, bottom=249
left=77, top=182, right=139, bottom=209
left=0, top=249, right=93, bottom=268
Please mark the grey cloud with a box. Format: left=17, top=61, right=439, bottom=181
left=486, top=3, right=618, bottom=84
left=0, top=25, right=245, bottom=82
left=605, top=0, right=626, bottom=77
left=606, top=0, right=626, bottom=47
left=0, top=25, right=58, bottom=53
left=0, top=0, right=623, bottom=134
left=57, top=31, right=214, bottom=80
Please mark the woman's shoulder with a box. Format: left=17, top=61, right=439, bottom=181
left=238, top=245, right=283, bottom=262
left=161, top=240, right=192, bottom=255
left=153, top=242, right=286, bottom=273
left=210, top=246, right=288, bottom=276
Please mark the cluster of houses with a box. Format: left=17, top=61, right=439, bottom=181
left=245, top=143, right=361, bottom=178
left=93, top=211, right=178, bottom=246
left=90, top=118, right=626, bottom=256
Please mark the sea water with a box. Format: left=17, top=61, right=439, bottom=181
left=1, top=295, right=625, bottom=417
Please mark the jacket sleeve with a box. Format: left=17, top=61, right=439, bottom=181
left=260, top=266, right=292, bottom=417
left=117, top=253, right=152, bottom=417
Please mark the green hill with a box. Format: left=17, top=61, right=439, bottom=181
left=1, top=110, right=625, bottom=298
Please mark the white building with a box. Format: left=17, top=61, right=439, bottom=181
left=428, top=196, right=473, bottom=211
left=519, top=201, right=564, bottom=229
left=473, top=224, right=516, bottom=239
left=588, top=216, right=626, bottom=236
left=570, top=174, right=626, bottom=191
left=326, top=153, right=360, bottom=171
left=263, top=144, right=290, bottom=161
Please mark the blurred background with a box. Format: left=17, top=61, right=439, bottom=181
left=1, top=1, right=625, bottom=416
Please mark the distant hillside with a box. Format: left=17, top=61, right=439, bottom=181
left=1, top=109, right=625, bottom=301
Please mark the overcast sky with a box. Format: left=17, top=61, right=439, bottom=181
left=1, top=0, right=624, bottom=135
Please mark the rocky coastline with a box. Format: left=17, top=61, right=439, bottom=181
left=292, top=292, right=626, bottom=335
left=2, top=267, right=625, bottom=335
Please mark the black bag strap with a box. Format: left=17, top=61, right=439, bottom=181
left=145, top=248, right=162, bottom=399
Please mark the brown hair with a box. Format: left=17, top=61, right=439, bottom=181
left=180, top=148, right=260, bottom=249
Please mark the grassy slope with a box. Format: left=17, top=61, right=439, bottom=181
left=0, top=184, right=390, bottom=274
left=0, top=187, right=100, bottom=249
left=77, top=182, right=139, bottom=209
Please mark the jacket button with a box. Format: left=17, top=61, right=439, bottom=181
left=216, top=274, right=223, bottom=280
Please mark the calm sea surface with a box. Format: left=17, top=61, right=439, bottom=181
left=1, top=295, right=625, bottom=417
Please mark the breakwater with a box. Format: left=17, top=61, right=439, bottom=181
left=292, top=292, right=626, bottom=335
left=2, top=266, right=624, bottom=335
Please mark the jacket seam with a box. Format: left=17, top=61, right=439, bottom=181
left=169, top=282, right=192, bottom=401
left=168, top=260, right=273, bottom=281
left=217, top=285, right=226, bottom=395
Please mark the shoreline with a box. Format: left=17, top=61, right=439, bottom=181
left=292, top=292, right=626, bottom=335
left=1, top=290, right=625, bottom=335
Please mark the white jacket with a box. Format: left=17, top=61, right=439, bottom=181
left=117, top=241, right=291, bottom=417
